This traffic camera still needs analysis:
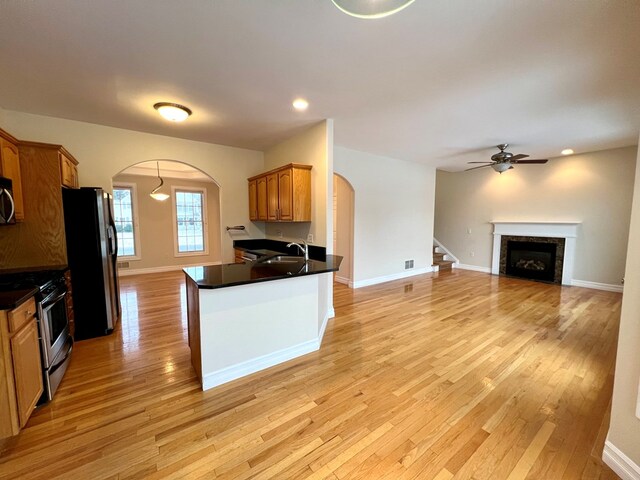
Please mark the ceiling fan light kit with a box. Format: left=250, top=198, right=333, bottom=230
left=331, top=0, right=415, bottom=19
left=466, top=143, right=549, bottom=174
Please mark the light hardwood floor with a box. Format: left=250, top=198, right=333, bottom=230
left=0, top=269, right=621, bottom=479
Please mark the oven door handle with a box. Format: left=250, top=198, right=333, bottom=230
left=42, top=291, right=67, bottom=310
left=49, top=337, right=73, bottom=375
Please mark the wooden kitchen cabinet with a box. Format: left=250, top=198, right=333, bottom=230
left=256, top=176, right=268, bottom=220
left=248, top=179, right=258, bottom=221
left=234, top=248, right=244, bottom=264
left=0, top=132, right=25, bottom=222
left=248, top=164, right=311, bottom=222
left=0, top=296, right=43, bottom=438
left=59, top=150, right=79, bottom=188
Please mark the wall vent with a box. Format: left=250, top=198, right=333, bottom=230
left=404, top=260, right=414, bottom=269
left=118, top=261, right=130, bottom=269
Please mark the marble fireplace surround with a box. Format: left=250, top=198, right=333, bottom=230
left=491, top=222, right=581, bottom=286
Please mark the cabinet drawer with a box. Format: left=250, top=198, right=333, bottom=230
left=8, top=297, right=37, bottom=333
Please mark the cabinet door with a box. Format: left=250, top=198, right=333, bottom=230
left=60, top=153, right=76, bottom=188
left=278, top=169, right=293, bottom=221
left=248, top=180, right=258, bottom=221
left=256, top=177, right=268, bottom=221
left=10, top=320, right=43, bottom=428
left=266, top=173, right=279, bottom=221
left=0, top=139, right=25, bottom=221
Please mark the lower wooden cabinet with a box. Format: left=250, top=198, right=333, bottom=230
left=234, top=249, right=244, bottom=264
left=0, top=297, right=43, bottom=438
left=10, top=319, right=42, bottom=428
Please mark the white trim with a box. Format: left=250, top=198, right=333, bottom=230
left=603, top=440, right=640, bottom=480
left=456, top=263, right=492, bottom=273
left=113, top=182, right=142, bottom=261
left=202, top=338, right=320, bottom=390
left=171, top=185, right=209, bottom=258
left=433, top=237, right=460, bottom=264
left=571, top=279, right=624, bottom=293
left=352, top=267, right=433, bottom=289
left=318, top=307, right=334, bottom=345
left=118, top=261, right=222, bottom=277
left=334, top=275, right=350, bottom=285
left=491, top=221, right=581, bottom=286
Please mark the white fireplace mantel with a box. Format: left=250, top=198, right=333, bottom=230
left=491, top=221, right=581, bottom=285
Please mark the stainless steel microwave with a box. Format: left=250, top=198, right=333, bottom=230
left=0, top=176, right=16, bottom=225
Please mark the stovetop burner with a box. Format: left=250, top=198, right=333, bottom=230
left=0, top=268, right=67, bottom=294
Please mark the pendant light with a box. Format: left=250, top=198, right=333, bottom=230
left=331, top=0, right=415, bottom=19
left=150, top=162, right=170, bottom=201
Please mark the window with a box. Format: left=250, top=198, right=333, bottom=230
left=113, top=184, right=140, bottom=259
left=172, top=187, right=208, bottom=256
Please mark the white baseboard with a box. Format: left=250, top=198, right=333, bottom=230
left=118, top=261, right=222, bottom=277
left=334, top=275, right=351, bottom=285
left=202, top=338, right=320, bottom=391
left=352, top=267, right=433, bottom=289
left=456, top=263, right=492, bottom=274
left=571, top=279, right=624, bottom=293
left=603, top=440, right=640, bottom=480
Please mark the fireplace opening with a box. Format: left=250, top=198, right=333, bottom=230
left=506, top=240, right=557, bottom=282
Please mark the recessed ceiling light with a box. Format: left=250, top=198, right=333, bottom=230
left=153, top=102, right=192, bottom=122
left=292, top=98, right=309, bottom=111
left=561, top=149, right=574, bottom=155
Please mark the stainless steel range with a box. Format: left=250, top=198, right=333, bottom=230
left=0, top=269, right=73, bottom=403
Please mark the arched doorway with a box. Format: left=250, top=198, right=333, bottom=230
left=333, top=173, right=355, bottom=287
left=112, top=160, right=223, bottom=275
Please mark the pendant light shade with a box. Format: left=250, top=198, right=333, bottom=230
left=150, top=162, right=170, bottom=201
left=331, top=0, right=415, bottom=18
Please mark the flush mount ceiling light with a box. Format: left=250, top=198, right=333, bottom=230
left=150, top=161, right=170, bottom=201
left=292, top=98, right=309, bottom=111
left=153, top=102, right=192, bottom=122
left=561, top=148, right=574, bottom=155
left=332, top=0, right=416, bottom=19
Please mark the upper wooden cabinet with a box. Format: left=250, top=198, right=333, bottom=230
left=0, top=297, right=43, bottom=438
left=248, top=179, right=258, bottom=221
left=0, top=132, right=24, bottom=222
left=248, top=164, right=311, bottom=222
left=59, top=150, right=79, bottom=188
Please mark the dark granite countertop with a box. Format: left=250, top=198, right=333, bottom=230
left=0, top=287, right=38, bottom=310
left=184, top=255, right=342, bottom=290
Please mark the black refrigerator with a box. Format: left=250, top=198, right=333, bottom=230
left=62, top=187, right=121, bottom=340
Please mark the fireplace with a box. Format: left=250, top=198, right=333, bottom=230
left=499, top=236, right=566, bottom=284
left=505, top=240, right=556, bottom=282
left=491, top=222, right=579, bottom=286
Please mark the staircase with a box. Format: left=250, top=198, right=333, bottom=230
left=433, top=245, right=455, bottom=272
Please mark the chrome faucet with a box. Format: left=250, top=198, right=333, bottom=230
left=287, top=239, right=309, bottom=261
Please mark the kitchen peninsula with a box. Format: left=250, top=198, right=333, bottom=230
left=184, top=243, right=341, bottom=391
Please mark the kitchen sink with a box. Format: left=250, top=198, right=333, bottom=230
left=259, top=255, right=306, bottom=264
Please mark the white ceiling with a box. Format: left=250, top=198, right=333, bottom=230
left=0, top=1, right=639, bottom=170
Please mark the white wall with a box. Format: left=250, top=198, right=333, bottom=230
left=435, top=146, right=637, bottom=286
left=606, top=138, right=640, bottom=474
left=334, top=146, right=436, bottom=287
left=112, top=173, right=222, bottom=270
left=1, top=108, right=265, bottom=263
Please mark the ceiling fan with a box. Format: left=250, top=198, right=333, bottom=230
left=466, top=144, right=548, bottom=173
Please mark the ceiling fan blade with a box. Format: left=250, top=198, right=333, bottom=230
left=467, top=161, right=493, bottom=164
left=465, top=164, right=493, bottom=171
left=509, top=154, right=529, bottom=161
left=512, top=159, right=548, bottom=164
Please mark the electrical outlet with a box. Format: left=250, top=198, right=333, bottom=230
left=470, top=252, right=475, bottom=257
left=307, top=233, right=314, bottom=243
left=467, top=228, right=472, bottom=234
left=277, top=230, right=283, bottom=238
